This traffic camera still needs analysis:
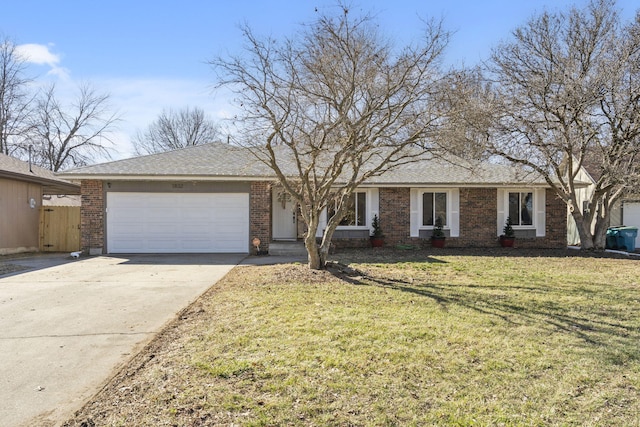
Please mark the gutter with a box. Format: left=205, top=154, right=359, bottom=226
left=0, top=171, right=80, bottom=194
left=55, top=174, right=277, bottom=182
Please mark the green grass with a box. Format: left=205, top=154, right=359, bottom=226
left=67, top=250, right=640, bottom=426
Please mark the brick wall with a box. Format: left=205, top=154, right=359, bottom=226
left=332, top=187, right=567, bottom=249
left=79, top=181, right=566, bottom=254
left=453, top=188, right=498, bottom=247
left=80, top=180, right=104, bottom=254
left=333, top=187, right=426, bottom=249
left=379, top=187, right=413, bottom=246
left=250, top=181, right=271, bottom=253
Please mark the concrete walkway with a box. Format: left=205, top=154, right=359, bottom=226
left=0, top=253, right=244, bottom=427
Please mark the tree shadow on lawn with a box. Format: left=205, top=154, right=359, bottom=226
left=327, top=262, right=640, bottom=363
left=331, top=246, right=639, bottom=265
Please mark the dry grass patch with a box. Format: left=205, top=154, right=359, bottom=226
left=65, top=250, right=640, bottom=426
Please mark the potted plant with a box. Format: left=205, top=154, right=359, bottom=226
left=500, top=216, right=516, bottom=247
left=431, top=216, right=446, bottom=248
left=370, top=214, right=384, bottom=247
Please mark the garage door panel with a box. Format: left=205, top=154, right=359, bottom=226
left=183, top=211, right=213, bottom=221
left=216, top=215, right=244, bottom=227
left=182, top=240, right=214, bottom=250
left=147, top=207, right=181, bottom=219
left=107, top=192, right=249, bottom=253
left=182, top=224, right=212, bottom=233
left=110, top=238, right=148, bottom=251
left=144, top=239, right=177, bottom=251
left=110, top=224, right=141, bottom=234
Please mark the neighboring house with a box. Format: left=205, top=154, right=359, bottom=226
left=58, top=142, right=571, bottom=255
left=568, top=162, right=640, bottom=250
left=43, top=194, right=81, bottom=207
left=0, top=153, right=80, bottom=255
left=617, top=197, right=640, bottom=250
left=567, top=166, right=597, bottom=246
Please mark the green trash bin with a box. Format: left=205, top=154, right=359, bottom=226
left=606, top=227, right=621, bottom=249
left=615, top=226, right=638, bottom=252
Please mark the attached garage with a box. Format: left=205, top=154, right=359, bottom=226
left=106, top=192, right=249, bottom=253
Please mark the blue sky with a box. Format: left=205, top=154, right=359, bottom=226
left=2, top=0, right=638, bottom=160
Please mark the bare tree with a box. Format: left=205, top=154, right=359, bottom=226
left=212, top=6, right=451, bottom=269
left=132, top=106, right=219, bottom=155
left=29, top=83, right=119, bottom=171
left=0, top=35, right=33, bottom=157
left=487, top=0, right=640, bottom=249
left=435, top=68, right=494, bottom=161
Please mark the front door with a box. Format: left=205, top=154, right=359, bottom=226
left=272, top=189, right=297, bottom=240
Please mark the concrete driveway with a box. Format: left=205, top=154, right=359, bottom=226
left=0, top=253, right=244, bottom=427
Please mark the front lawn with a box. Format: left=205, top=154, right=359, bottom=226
left=65, top=249, right=640, bottom=426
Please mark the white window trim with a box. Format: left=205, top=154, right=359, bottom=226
left=504, top=189, right=536, bottom=229
left=418, top=189, right=452, bottom=230
left=317, top=189, right=379, bottom=238
left=410, top=188, right=459, bottom=238
left=337, top=190, right=368, bottom=229
left=497, top=188, right=546, bottom=237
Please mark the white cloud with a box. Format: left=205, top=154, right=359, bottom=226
left=10, top=44, right=238, bottom=163
left=15, top=43, right=69, bottom=78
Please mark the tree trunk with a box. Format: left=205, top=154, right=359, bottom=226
left=593, top=215, right=610, bottom=250
left=304, top=232, right=324, bottom=270
left=571, top=211, right=596, bottom=250
left=302, top=212, right=339, bottom=270
left=570, top=198, right=613, bottom=250
left=302, top=212, right=324, bottom=270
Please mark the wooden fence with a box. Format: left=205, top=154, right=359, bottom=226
left=39, top=206, right=81, bottom=252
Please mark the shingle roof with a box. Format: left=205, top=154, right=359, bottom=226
left=365, top=157, right=548, bottom=186
left=60, top=143, right=275, bottom=178
left=59, top=142, right=552, bottom=186
left=0, top=153, right=80, bottom=194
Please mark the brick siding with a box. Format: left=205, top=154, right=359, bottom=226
left=250, top=181, right=272, bottom=253
left=79, top=180, right=566, bottom=254
left=453, top=188, right=497, bottom=247
left=80, top=180, right=104, bottom=254
left=333, top=187, right=567, bottom=249
left=379, top=187, right=413, bottom=246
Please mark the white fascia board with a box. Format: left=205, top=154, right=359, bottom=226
left=357, top=182, right=551, bottom=188
left=56, top=174, right=276, bottom=181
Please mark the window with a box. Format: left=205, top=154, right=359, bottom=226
left=508, top=192, right=533, bottom=226
left=422, top=192, right=447, bottom=226
left=411, top=188, right=459, bottom=238
left=329, top=192, right=367, bottom=226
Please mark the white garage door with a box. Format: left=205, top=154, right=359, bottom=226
left=106, top=192, right=249, bottom=253
left=623, top=202, right=640, bottom=250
